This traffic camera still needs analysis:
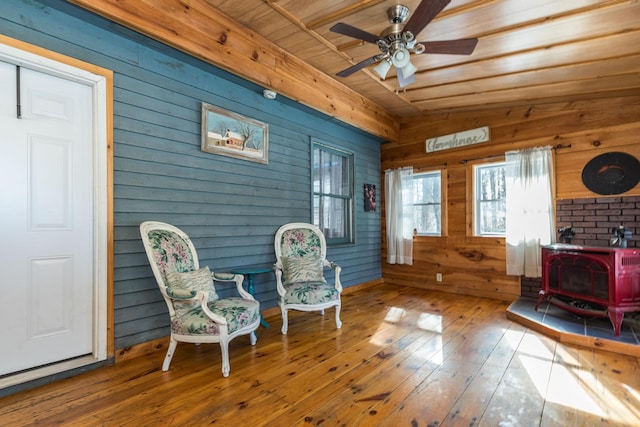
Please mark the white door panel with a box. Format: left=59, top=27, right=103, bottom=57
left=0, top=61, right=94, bottom=376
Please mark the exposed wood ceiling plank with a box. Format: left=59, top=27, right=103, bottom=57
left=71, top=0, right=640, bottom=119
left=69, top=0, right=398, bottom=140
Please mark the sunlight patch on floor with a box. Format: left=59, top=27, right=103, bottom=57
left=416, top=312, right=442, bottom=333
left=384, top=306, right=405, bottom=323
left=545, top=363, right=605, bottom=417
left=518, top=354, right=553, bottom=398
left=370, top=307, right=444, bottom=365
left=509, top=331, right=640, bottom=423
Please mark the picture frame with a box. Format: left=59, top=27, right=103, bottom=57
left=201, top=102, right=269, bottom=164
left=364, top=184, right=376, bottom=212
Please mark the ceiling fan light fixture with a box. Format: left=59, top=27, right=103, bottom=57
left=391, top=47, right=411, bottom=68
left=397, top=67, right=417, bottom=88
left=401, top=60, right=417, bottom=79
left=373, top=59, right=392, bottom=80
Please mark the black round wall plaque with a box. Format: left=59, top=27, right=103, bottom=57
left=581, top=152, right=640, bottom=195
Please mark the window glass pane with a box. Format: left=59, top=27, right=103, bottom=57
left=313, top=148, right=349, bottom=196
left=414, top=204, right=441, bottom=234
left=412, top=171, right=441, bottom=236
left=479, top=200, right=506, bottom=234
left=413, top=174, right=440, bottom=204
left=477, top=164, right=505, bottom=201
left=315, top=195, right=346, bottom=239
left=475, top=163, right=506, bottom=236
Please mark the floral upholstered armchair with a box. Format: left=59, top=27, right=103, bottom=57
left=139, top=221, right=260, bottom=377
left=273, top=222, right=342, bottom=334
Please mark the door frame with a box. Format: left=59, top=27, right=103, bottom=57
left=0, top=35, right=113, bottom=387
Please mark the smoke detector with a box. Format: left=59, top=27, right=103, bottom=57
left=263, top=89, right=277, bottom=100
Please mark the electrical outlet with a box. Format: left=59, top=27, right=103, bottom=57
left=436, top=273, right=442, bottom=282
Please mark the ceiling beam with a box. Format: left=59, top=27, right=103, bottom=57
left=68, top=0, right=398, bottom=141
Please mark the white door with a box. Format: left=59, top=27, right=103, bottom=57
left=0, top=61, right=94, bottom=376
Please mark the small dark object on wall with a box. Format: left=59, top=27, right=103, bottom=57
left=364, top=184, right=376, bottom=212
left=557, top=226, right=575, bottom=244
left=581, top=152, right=640, bottom=195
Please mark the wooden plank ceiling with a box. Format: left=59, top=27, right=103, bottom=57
left=211, top=0, right=640, bottom=118
left=69, top=0, right=640, bottom=138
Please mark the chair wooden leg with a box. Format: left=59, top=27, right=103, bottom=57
left=162, top=337, right=178, bottom=371
left=219, top=341, right=230, bottom=377
left=250, top=331, right=257, bottom=346
left=335, top=304, right=342, bottom=329
left=281, top=306, right=289, bottom=335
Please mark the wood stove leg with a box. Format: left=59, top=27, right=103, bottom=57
left=608, top=310, right=624, bottom=337
left=534, top=290, right=546, bottom=311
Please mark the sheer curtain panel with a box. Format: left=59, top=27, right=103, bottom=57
left=505, top=146, right=555, bottom=277
left=385, top=167, right=414, bottom=265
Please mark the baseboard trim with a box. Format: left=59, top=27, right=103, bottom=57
left=0, top=356, right=112, bottom=398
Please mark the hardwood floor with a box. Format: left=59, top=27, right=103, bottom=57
left=1, top=283, right=639, bottom=426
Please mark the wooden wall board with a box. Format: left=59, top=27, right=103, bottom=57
left=383, top=96, right=640, bottom=301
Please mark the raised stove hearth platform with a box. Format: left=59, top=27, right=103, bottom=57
left=507, top=296, right=640, bottom=357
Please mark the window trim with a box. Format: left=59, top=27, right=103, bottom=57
left=311, top=140, right=355, bottom=245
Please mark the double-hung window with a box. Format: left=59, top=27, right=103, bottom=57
left=474, top=162, right=506, bottom=236
left=412, top=171, right=442, bottom=236
left=312, top=142, right=354, bottom=244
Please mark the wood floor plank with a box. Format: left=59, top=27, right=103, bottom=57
left=1, top=284, right=639, bottom=426
left=441, top=308, right=526, bottom=426
left=351, top=294, right=513, bottom=426
left=475, top=330, right=558, bottom=427
left=276, top=328, right=443, bottom=425
left=569, top=344, right=640, bottom=425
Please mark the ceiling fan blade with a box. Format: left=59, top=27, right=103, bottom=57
left=420, top=38, right=478, bottom=55
left=330, top=23, right=380, bottom=44
left=336, top=56, right=381, bottom=77
left=403, top=0, right=451, bottom=36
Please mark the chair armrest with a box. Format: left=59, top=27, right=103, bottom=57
left=212, top=272, right=239, bottom=282
left=324, top=260, right=343, bottom=293
left=164, top=286, right=197, bottom=300
left=211, top=272, right=254, bottom=300
left=197, top=290, right=227, bottom=325
left=273, top=262, right=287, bottom=297
left=158, top=284, right=195, bottom=317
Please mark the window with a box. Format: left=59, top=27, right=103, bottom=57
left=412, top=171, right=442, bottom=236
left=474, top=162, right=506, bottom=236
left=312, top=142, right=354, bottom=244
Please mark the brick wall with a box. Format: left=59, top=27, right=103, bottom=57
left=520, top=195, right=640, bottom=298
left=556, top=196, right=640, bottom=248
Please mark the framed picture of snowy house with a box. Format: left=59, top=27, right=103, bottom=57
left=201, top=102, right=269, bottom=164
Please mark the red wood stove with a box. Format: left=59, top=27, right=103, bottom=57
left=535, top=244, right=640, bottom=336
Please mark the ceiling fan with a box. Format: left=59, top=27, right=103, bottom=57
left=330, top=0, right=478, bottom=88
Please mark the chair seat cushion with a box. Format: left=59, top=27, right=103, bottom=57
left=172, top=297, right=259, bottom=336
left=283, top=281, right=339, bottom=305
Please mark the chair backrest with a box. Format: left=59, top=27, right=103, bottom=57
left=140, top=221, right=199, bottom=290
left=274, top=222, right=326, bottom=261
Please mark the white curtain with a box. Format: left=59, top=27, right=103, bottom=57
left=385, top=167, right=414, bottom=265
left=505, top=146, right=555, bottom=277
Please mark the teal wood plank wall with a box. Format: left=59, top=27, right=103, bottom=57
left=3, top=0, right=384, bottom=349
